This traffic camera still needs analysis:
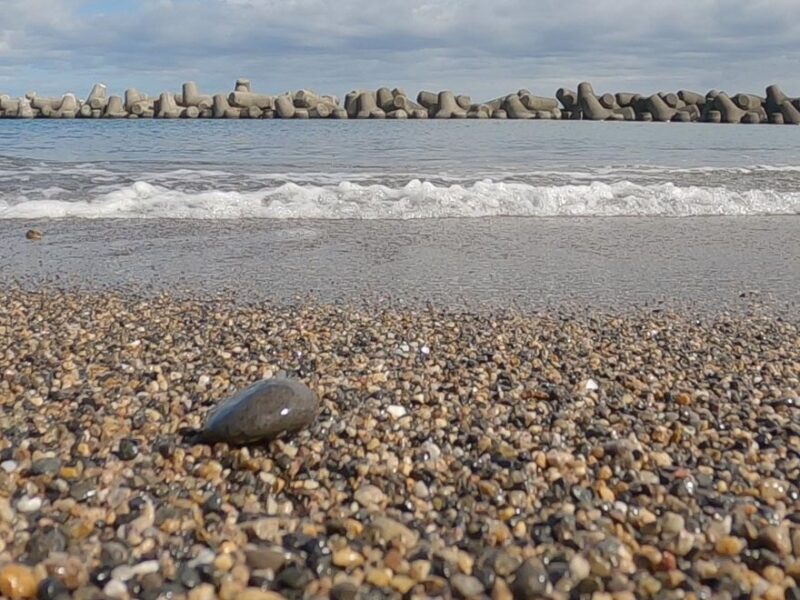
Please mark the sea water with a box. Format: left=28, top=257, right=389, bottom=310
left=1, top=119, right=800, bottom=219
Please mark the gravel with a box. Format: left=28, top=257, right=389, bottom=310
left=0, top=288, right=797, bottom=599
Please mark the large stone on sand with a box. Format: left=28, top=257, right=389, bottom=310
left=197, top=379, right=318, bottom=445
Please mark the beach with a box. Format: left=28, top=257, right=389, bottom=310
left=1, top=120, right=799, bottom=598
left=0, top=285, right=798, bottom=599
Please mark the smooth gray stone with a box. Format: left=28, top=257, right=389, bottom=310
left=197, top=379, right=318, bottom=445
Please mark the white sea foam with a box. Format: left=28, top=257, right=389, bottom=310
left=1, top=179, right=798, bottom=219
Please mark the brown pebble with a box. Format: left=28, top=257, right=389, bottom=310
left=715, top=536, right=746, bottom=557
left=0, top=563, right=38, bottom=599
left=25, top=229, right=43, bottom=241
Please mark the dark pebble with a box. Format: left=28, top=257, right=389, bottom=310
left=275, top=564, right=312, bottom=590
left=196, top=378, right=319, bottom=445
left=511, top=558, right=549, bottom=598
left=37, top=577, right=69, bottom=600
left=202, top=493, right=223, bottom=513
left=30, top=457, right=62, bottom=476
left=786, top=587, right=800, bottom=600
left=100, top=541, right=129, bottom=567
left=330, top=582, right=359, bottom=600
left=69, top=481, right=97, bottom=502
left=117, top=438, right=140, bottom=461
left=178, top=565, right=201, bottom=589
left=27, top=527, right=67, bottom=563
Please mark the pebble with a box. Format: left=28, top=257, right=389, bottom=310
left=16, top=496, right=42, bottom=513
left=117, top=439, right=140, bottom=461
left=30, top=457, right=61, bottom=476
left=511, top=559, right=549, bottom=598
left=386, top=405, right=407, bottom=419
left=244, top=546, right=286, bottom=571
left=36, top=577, right=69, bottom=600
left=715, top=536, right=746, bottom=556
left=0, top=563, right=38, bottom=599
left=1, top=460, right=18, bottom=473
left=0, top=290, right=797, bottom=600
left=332, top=547, right=364, bottom=569
left=102, top=579, right=128, bottom=599
left=451, top=573, right=485, bottom=597
left=354, top=484, right=386, bottom=509
left=196, top=378, right=319, bottom=445
left=25, top=229, right=43, bottom=241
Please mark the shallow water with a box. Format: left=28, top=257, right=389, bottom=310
left=1, top=120, right=800, bottom=218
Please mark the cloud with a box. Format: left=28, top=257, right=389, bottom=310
left=1, top=0, right=799, bottom=100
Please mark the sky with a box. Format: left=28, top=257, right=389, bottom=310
left=1, top=0, right=799, bottom=101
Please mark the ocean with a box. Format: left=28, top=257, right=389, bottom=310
left=1, top=120, right=798, bottom=307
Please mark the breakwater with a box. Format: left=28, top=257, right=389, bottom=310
left=1, top=79, right=799, bottom=124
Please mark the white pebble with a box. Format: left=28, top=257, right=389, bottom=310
left=188, top=547, right=216, bottom=568
left=1, top=460, right=17, bottom=473
left=16, top=495, right=42, bottom=513
left=387, top=405, right=407, bottom=419
left=103, top=579, right=129, bottom=599
left=131, top=560, right=160, bottom=576
left=111, top=565, right=135, bottom=582
left=584, top=378, right=599, bottom=392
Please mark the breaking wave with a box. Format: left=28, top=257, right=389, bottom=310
left=1, top=179, right=798, bottom=219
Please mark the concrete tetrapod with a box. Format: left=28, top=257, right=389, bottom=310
left=435, top=91, right=466, bottom=118
left=356, top=92, right=382, bottom=119
left=130, top=99, right=155, bottom=118
left=30, top=97, right=61, bottom=112
left=213, top=94, right=241, bottom=119
left=229, top=91, right=274, bottom=109
left=646, top=94, right=677, bottom=122
left=615, top=93, right=640, bottom=108
left=779, top=100, right=800, bottom=125
left=274, top=94, right=296, bottom=119
left=124, top=89, right=145, bottom=112
left=456, top=95, right=472, bottom=110
left=42, top=94, right=80, bottom=119
left=556, top=88, right=579, bottom=111
left=578, top=83, right=634, bottom=120
left=235, top=79, right=252, bottom=93
left=17, top=97, right=34, bottom=119
left=598, top=93, right=617, bottom=109
left=156, top=93, right=182, bottom=119
left=86, top=84, right=108, bottom=110
left=504, top=94, right=534, bottom=119
left=765, top=85, right=792, bottom=115
left=714, top=93, right=747, bottom=123
left=733, top=93, right=763, bottom=111
left=376, top=87, right=394, bottom=111
left=104, top=96, right=128, bottom=118
left=678, top=90, right=705, bottom=106
left=183, top=82, right=213, bottom=109
left=519, top=93, right=559, bottom=112
left=344, top=91, right=365, bottom=117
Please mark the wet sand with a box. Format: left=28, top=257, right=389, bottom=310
left=1, top=216, right=798, bottom=312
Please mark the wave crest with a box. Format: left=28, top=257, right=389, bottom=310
left=1, top=179, right=798, bottom=219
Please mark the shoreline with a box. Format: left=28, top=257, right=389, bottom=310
left=0, top=288, right=798, bottom=599
left=2, top=216, right=798, bottom=313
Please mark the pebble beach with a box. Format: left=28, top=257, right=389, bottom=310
left=0, top=288, right=798, bottom=600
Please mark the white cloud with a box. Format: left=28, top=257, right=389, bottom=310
left=1, top=0, right=800, bottom=100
